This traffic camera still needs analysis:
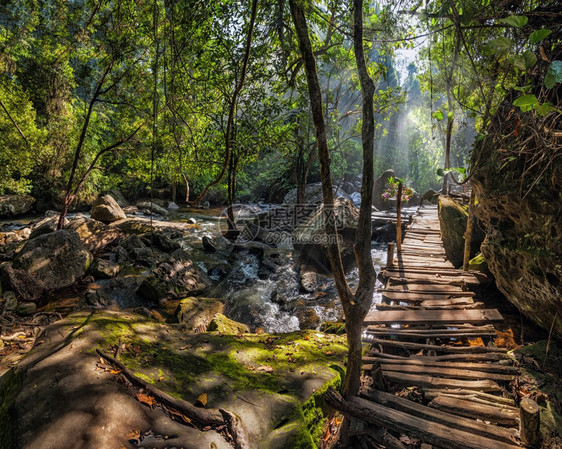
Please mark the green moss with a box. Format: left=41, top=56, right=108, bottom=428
left=0, top=368, right=24, bottom=449
left=468, top=253, right=488, bottom=272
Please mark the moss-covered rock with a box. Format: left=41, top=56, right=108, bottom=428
left=176, top=297, right=224, bottom=330
left=0, top=311, right=347, bottom=448
left=438, top=195, right=484, bottom=268
left=207, top=313, right=250, bottom=334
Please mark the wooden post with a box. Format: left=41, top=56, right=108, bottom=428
left=386, top=242, right=395, bottom=268
left=463, top=190, right=476, bottom=271
left=520, top=397, right=540, bottom=447
left=396, top=181, right=403, bottom=252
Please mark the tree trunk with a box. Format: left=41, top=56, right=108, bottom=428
left=289, top=0, right=376, bottom=414
left=188, top=0, right=258, bottom=205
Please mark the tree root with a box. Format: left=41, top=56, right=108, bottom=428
left=96, top=349, right=250, bottom=449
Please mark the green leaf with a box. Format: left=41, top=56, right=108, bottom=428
left=547, top=61, right=562, bottom=83
left=545, top=72, right=556, bottom=89
left=529, top=29, right=552, bottom=44
left=436, top=168, right=444, bottom=177
left=513, top=94, right=539, bottom=112
left=512, top=51, right=537, bottom=71
left=432, top=110, right=444, bottom=121
left=499, top=15, right=528, bottom=28
left=483, top=37, right=513, bottom=57
left=447, top=111, right=454, bottom=121
left=534, top=102, right=556, bottom=117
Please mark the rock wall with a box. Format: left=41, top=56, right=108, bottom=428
left=470, top=89, right=562, bottom=335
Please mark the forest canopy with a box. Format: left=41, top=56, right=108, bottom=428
left=0, top=0, right=560, bottom=208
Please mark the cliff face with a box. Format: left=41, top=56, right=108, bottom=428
left=470, top=89, right=562, bottom=335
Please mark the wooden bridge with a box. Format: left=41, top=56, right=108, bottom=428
left=333, top=205, right=531, bottom=449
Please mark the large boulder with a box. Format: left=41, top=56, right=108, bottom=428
left=90, top=195, right=126, bottom=223
left=293, top=198, right=359, bottom=270
left=137, top=258, right=210, bottom=301
left=0, top=264, right=46, bottom=302
left=207, top=313, right=250, bottom=334
left=67, top=217, right=123, bottom=253
left=283, top=182, right=351, bottom=205
left=372, top=169, right=396, bottom=210
left=0, top=195, right=35, bottom=218
left=0, top=311, right=347, bottom=449
left=438, top=195, right=484, bottom=268
left=13, top=230, right=93, bottom=290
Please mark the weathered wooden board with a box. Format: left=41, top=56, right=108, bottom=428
left=362, top=337, right=508, bottom=354
left=382, top=371, right=502, bottom=392
left=385, top=285, right=469, bottom=295
left=364, top=309, right=503, bottom=325
left=330, top=394, right=521, bottom=449
left=382, top=291, right=476, bottom=303
left=362, top=357, right=517, bottom=373
left=429, top=395, right=519, bottom=426
left=423, top=389, right=516, bottom=406
left=378, top=364, right=515, bottom=382
left=375, top=302, right=484, bottom=311
left=364, top=327, right=495, bottom=339
left=362, top=389, right=519, bottom=445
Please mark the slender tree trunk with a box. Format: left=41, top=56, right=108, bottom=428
left=188, top=0, right=258, bottom=205
left=289, top=0, right=376, bottom=416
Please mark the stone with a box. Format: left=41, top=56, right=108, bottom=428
left=0, top=311, right=346, bottom=449
left=176, top=297, right=225, bottom=331
left=130, top=247, right=158, bottom=266
left=13, top=230, right=93, bottom=290
left=299, top=267, right=317, bottom=293
left=67, top=217, right=108, bottom=239
left=136, top=201, right=169, bottom=216
left=187, top=217, right=197, bottom=224
left=16, top=301, right=37, bottom=315
left=137, top=258, right=210, bottom=301
left=372, top=169, right=396, bottom=210
left=3, top=290, right=17, bottom=311
left=90, top=259, right=120, bottom=279
left=350, top=191, right=362, bottom=207
left=90, top=195, right=127, bottom=223
left=84, top=288, right=113, bottom=308
left=0, top=195, right=35, bottom=217
left=108, top=189, right=129, bottom=207
left=207, top=313, right=250, bottom=334
left=438, top=195, right=484, bottom=268
left=283, top=182, right=351, bottom=205
left=296, top=307, right=320, bottom=330
left=141, top=231, right=181, bottom=252
left=0, top=264, right=45, bottom=302
left=422, top=189, right=439, bottom=205
left=167, top=201, right=179, bottom=210
left=202, top=236, right=217, bottom=252
left=29, top=216, right=61, bottom=239
left=120, top=234, right=146, bottom=252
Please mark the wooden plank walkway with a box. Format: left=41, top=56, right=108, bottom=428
left=356, top=205, right=522, bottom=448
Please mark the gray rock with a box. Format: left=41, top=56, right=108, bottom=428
left=283, top=182, right=351, bottom=205
left=137, top=258, right=210, bottom=301
left=90, top=259, right=120, bottom=279
left=141, top=232, right=181, bottom=252
left=29, top=216, right=61, bottom=239
left=3, top=290, right=17, bottom=311
left=350, top=191, right=362, bottom=207
left=13, top=230, right=93, bottom=290
left=176, top=297, right=224, bottom=331
left=202, top=236, right=216, bottom=252
left=187, top=217, right=197, bottom=224
left=16, top=301, right=37, bottom=315
left=136, top=201, right=169, bottom=216
left=0, top=264, right=45, bottom=302
left=167, top=201, right=179, bottom=210
left=108, top=190, right=129, bottom=207
left=0, top=195, right=35, bottom=217
left=91, top=195, right=127, bottom=223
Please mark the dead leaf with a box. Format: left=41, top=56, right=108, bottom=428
left=136, top=392, right=157, bottom=410
left=196, top=393, right=208, bottom=407
left=126, top=429, right=141, bottom=440
left=179, top=344, right=193, bottom=350
left=257, top=365, right=273, bottom=373
left=325, top=350, right=335, bottom=356
left=109, top=369, right=122, bottom=375
left=539, top=46, right=550, bottom=62
left=168, top=407, right=192, bottom=424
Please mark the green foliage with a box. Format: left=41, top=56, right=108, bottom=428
left=499, top=15, right=528, bottom=28
left=529, top=29, right=552, bottom=44
left=544, top=61, right=562, bottom=89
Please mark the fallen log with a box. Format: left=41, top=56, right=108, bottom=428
left=97, top=349, right=250, bottom=449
